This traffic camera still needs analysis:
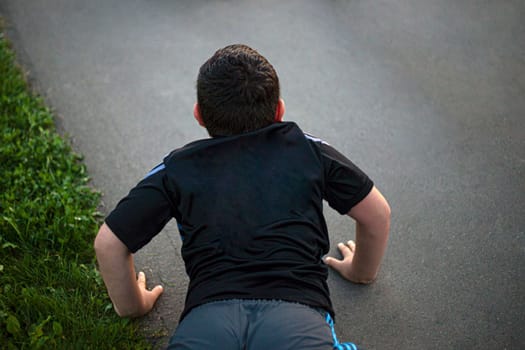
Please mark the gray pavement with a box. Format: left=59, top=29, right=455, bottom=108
left=2, top=0, right=524, bottom=349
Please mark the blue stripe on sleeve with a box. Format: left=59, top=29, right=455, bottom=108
left=144, top=163, right=166, bottom=179
left=304, top=133, right=330, bottom=145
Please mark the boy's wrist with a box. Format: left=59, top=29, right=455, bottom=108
left=348, top=261, right=377, bottom=284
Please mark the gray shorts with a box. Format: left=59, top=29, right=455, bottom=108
left=167, top=299, right=361, bottom=350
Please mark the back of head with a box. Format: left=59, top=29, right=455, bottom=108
left=197, top=44, right=280, bottom=137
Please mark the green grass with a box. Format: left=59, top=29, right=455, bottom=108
left=0, top=27, right=152, bottom=349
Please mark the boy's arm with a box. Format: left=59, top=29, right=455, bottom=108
left=94, top=223, right=163, bottom=318
left=324, top=186, right=391, bottom=284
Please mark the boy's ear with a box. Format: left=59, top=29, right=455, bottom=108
left=193, top=103, right=206, bottom=127
left=275, top=98, right=285, bottom=122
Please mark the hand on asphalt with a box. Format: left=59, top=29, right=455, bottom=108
left=137, top=271, right=164, bottom=316
left=324, top=240, right=371, bottom=284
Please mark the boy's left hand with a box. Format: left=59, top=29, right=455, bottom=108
left=324, top=240, right=360, bottom=282
left=324, top=240, right=375, bottom=284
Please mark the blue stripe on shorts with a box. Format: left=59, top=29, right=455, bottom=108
left=325, top=313, right=359, bottom=350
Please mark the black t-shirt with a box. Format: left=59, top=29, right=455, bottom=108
left=105, top=121, right=373, bottom=320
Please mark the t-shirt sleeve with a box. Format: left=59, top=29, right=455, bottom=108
left=319, top=142, right=374, bottom=215
left=105, top=166, right=174, bottom=253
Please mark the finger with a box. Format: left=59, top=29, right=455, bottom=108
left=137, top=271, right=146, bottom=288
left=323, top=256, right=343, bottom=269
left=151, top=285, right=164, bottom=298
left=337, top=242, right=353, bottom=258
left=142, top=284, right=164, bottom=313
left=346, top=240, right=356, bottom=251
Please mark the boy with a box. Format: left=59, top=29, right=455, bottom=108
left=94, top=44, right=390, bottom=350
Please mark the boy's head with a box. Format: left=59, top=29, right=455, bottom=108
left=195, top=44, right=283, bottom=137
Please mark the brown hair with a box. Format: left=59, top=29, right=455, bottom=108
left=196, top=44, right=280, bottom=136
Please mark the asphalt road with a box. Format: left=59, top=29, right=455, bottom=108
left=2, top=1, right=524, bottom=349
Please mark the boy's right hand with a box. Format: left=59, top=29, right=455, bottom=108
left=135, top=271, right=164, bottom=316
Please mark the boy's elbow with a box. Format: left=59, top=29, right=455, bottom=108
left=93, top=224, right=109, bottom=256
left=366, top=197, right=391, bottom=233
left=349, top=186, right=391, bottom=231
left=382, top=200, right=392, bottom=227
left=94, top=223, right=127, bottom=256
left=374, top=192, right=391, bottom=232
